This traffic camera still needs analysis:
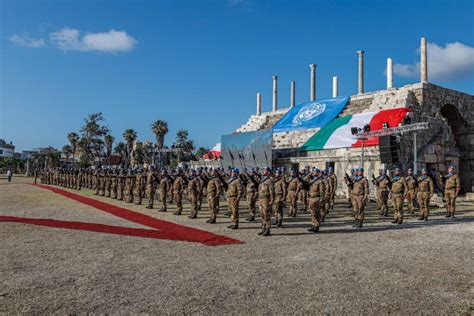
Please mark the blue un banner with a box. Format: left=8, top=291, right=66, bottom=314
left=272, top=96, right=349, bottom=132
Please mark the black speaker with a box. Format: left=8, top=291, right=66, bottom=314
left=379, top=136, right=399, bottom=163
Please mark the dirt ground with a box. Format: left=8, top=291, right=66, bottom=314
left=1, top=176, right=473, bottom=315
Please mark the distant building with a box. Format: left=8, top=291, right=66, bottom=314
left=20, top=150, right=40, bottom=161
left=0, top=139, right=15, bottom=158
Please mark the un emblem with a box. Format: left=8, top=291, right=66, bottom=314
left=292, top=102, right=326, bottom=126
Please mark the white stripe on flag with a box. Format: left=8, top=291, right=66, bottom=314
left=324, top=112, right=377, bottom=149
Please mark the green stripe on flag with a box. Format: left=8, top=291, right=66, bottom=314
left=301, top=115, right=353, bottom=151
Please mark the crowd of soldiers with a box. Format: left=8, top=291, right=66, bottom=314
left=345, top=165, right=461, bottom=228
left=39, top=164, right=461, bottom=236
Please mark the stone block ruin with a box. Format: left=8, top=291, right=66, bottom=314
left=230, top=37, right=474, bottom=194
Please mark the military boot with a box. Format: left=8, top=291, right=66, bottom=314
left=257, top=227, right=265, bottom=235
left=357, top=221, right=363, bottom=228
left=227, top=223, right=238, bottom=229
left=277, top=218, right=283, bottom=227
left=174, top=210, right=182, bottom=215
left=313, top=226, right=320, bottom=232
left=246, top=215, right=255, bottom=222
left=352, top=220, right=359, bottom=227
left=398, top=218, right=403, bottom=224
left=418, top=216, right=424, bottom=220
left=188, top=212, right=197, bottom=219
left=262, top=228, right=271, bottom=236
left=391, top=219, right=398, bottom=224
left=307, top=226, right=315, bottom=232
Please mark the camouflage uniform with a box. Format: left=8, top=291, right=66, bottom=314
left=273, top=175, right=286, bottom=226
left=245, top=175, right=258, bottom=221
left=405, top=175, right=418, bottom=214
left=391, top=176, right=408, bottom=224
left=173, top=175, right=185, bottom=215
left=444, top=173, right=461, bottom=217
left=286, top=176, right=301, bottom=217
left=145, top=170, right=157, bottom=208
left=134, top=171, right=144, bottom=205
left=328, top=173, right=337, bottom=211
left=417, top=175, right=433, bottom=220
left=308, top=175, right=325, bottom=232
left=226, top=176, right=242, bottom=227
left=158, top=175, right=171, bottom=212
left=111, top=171, right=118, bottom=199
left=99, top=170, right=106, bottom=196
left=187, top=175, right=202, bottom=218
left=374, top=174, right=391, bottom=216
left=258, top=175, right=274, bottom=236
left=105, top=171, right=112, bottom=197
left=351, top=175, right=369, bottom=227
left=118, top=171, right=126, bottom=200
left=126, top=171, right=135, bottom=203
left=206, top=175, right=222, bottom=223
left=299, top=172, right=311, bottom=212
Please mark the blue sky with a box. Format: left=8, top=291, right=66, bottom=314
left=1, top=0, right=473, bottom=151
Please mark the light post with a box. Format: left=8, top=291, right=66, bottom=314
left=413, top=132, right=418, bottom=175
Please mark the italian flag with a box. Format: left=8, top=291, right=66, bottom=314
left=301, top=108, right=411, bottom=151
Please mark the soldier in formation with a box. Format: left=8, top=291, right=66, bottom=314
left=40, top=164, right=462, bottom=236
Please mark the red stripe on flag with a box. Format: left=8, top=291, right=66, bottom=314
left=352, top=108, right=411, bottom=148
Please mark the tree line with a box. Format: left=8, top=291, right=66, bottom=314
left=57, top=112, right=207, bottom=168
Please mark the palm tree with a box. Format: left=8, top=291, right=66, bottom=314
left=151, top=120, right=168, bottom=149
left=122, top=129, right=137, bottom=167
left=104, top=134, right=115, bottom=163
left=62, top=145, right=72, bottom=164
left=114, top=142, right=126, bottom=167
left=67, top=132, right=79, bottom=166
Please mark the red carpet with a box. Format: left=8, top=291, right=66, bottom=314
left=0, top=184, right=242, bottom=246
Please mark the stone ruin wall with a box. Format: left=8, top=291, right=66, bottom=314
left=398, top=84, right=474, bottom=191
left=234, top=83, right=474, bottom=192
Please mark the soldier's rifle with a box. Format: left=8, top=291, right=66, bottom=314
left=217, top=172, right=228, bottom=191
left=344, top=172, right=354, bottom=189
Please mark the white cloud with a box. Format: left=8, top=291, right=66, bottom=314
left=9, top=33, right=46, bottom=48
left=49, top=28, right=137, bottom=53
left=394, top=41, right=474, bottom=81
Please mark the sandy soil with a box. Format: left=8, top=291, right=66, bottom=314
left=1, top=177, right=473, bottom=314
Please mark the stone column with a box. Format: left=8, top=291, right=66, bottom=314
left=290, top=81, right=295, bottom=107
left=357, top=50, right=364, bottom=95
left=256, top=92, right=262, bottom=116
left=421, top=37, right=428, bottom=83
left=332, top=76, right=338, bottom=98
left=272, top=75, right=278, bottom=112
left=309, top=64, right=316, bottom=101
left=387, top=58, right=393, bottom=89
